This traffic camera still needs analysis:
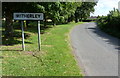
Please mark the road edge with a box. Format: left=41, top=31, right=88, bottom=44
left=68, top=22, right=88, bottom=76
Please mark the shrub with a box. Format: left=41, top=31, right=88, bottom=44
left=96, top=9, right=120, bottom=39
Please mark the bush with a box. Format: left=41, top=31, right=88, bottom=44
left=96, top=8, right=120, bottom=39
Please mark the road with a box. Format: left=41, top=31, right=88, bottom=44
left=70, top=22, right=119, bottom=76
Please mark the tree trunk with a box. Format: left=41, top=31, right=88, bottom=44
left=52, top=20, right=56, bottom=26
left=80, top=16, right=82, bottom=22
left=80, top=14, right=83, bottom=21
left=75, top=18, right=78, bottom=23
left=5, top=10, right=13, bottom=39
left=68, top=17, right=71, bottom=23
left=68, top=15, right=74, bottom=23
left=26, top=20, right=29, bottom=27
left=75, top=12, right=78, bottom=23
left=44, top=14, right=47, bottom=28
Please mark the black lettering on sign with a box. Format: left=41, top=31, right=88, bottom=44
left=30, top=14, right=33, bottom=18
left=26, top=14, right=29, bottom=18
left=21, top=14, right=25, bottom=18
left=37, top=15, right=41, bottom=18
left=14, top=13, right=43, bottom=20
left=16, top=14, right=20, bottom=18
left=34, top=14, right=36, bottom=18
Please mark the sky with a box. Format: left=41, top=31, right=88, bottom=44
left=90, top=0, right=120, bottom=16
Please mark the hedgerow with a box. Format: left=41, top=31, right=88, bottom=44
left=96, top=8, right=120, bottom=39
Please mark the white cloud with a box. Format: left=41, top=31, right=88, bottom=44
left=91, top=0, right=120, bottom=16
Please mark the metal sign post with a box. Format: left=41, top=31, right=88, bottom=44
left=14, top=13, right=43, bottom=51
left=21, top=21, right=25, bottom=51
left=38, top=21, right=41, bottom=51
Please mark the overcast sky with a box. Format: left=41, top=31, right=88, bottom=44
left=90, top=0, right=120, bottom=16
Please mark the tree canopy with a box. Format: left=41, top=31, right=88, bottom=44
left=75, top=2, right=97, bottom=22
left=2, top=2, right=97, bottom=39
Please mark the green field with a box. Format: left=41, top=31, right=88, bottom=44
left=2, top=22, right=83, bottom=76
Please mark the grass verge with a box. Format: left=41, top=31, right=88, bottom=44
left=2, top=22, right=83, bottom=76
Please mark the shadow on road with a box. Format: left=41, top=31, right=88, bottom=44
left=87, top=22, right=120, bottom=51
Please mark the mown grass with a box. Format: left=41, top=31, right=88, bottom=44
left=1, top=22, right=83, bottom=76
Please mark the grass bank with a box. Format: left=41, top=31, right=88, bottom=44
left=2, top=22, right=83, bottom=76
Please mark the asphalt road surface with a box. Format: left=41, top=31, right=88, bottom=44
left=70, top=22, right=119, bottom=76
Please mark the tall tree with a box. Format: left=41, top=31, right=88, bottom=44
left=2, top=2, right=41, bottom=38
left=75, top=2, right=97, bottom=22
left=37, top=2, right=82, bottom=25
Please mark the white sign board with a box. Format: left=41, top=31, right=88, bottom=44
left=14, top=13, right=43, bottom=20
left=13, top=13, right=43, bottom=51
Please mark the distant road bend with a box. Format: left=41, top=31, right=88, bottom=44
left=70, top=22, right=119, bottom=76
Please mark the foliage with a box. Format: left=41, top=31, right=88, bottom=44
left=37, top=2, right=82, bottom=25
left=96, top=8, right=120, bottom=39
left=2, top=2, right=41, bottom=38
left=2, top=2, right=96, bottom=43
left=75, top=2, right=97, bottom=22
